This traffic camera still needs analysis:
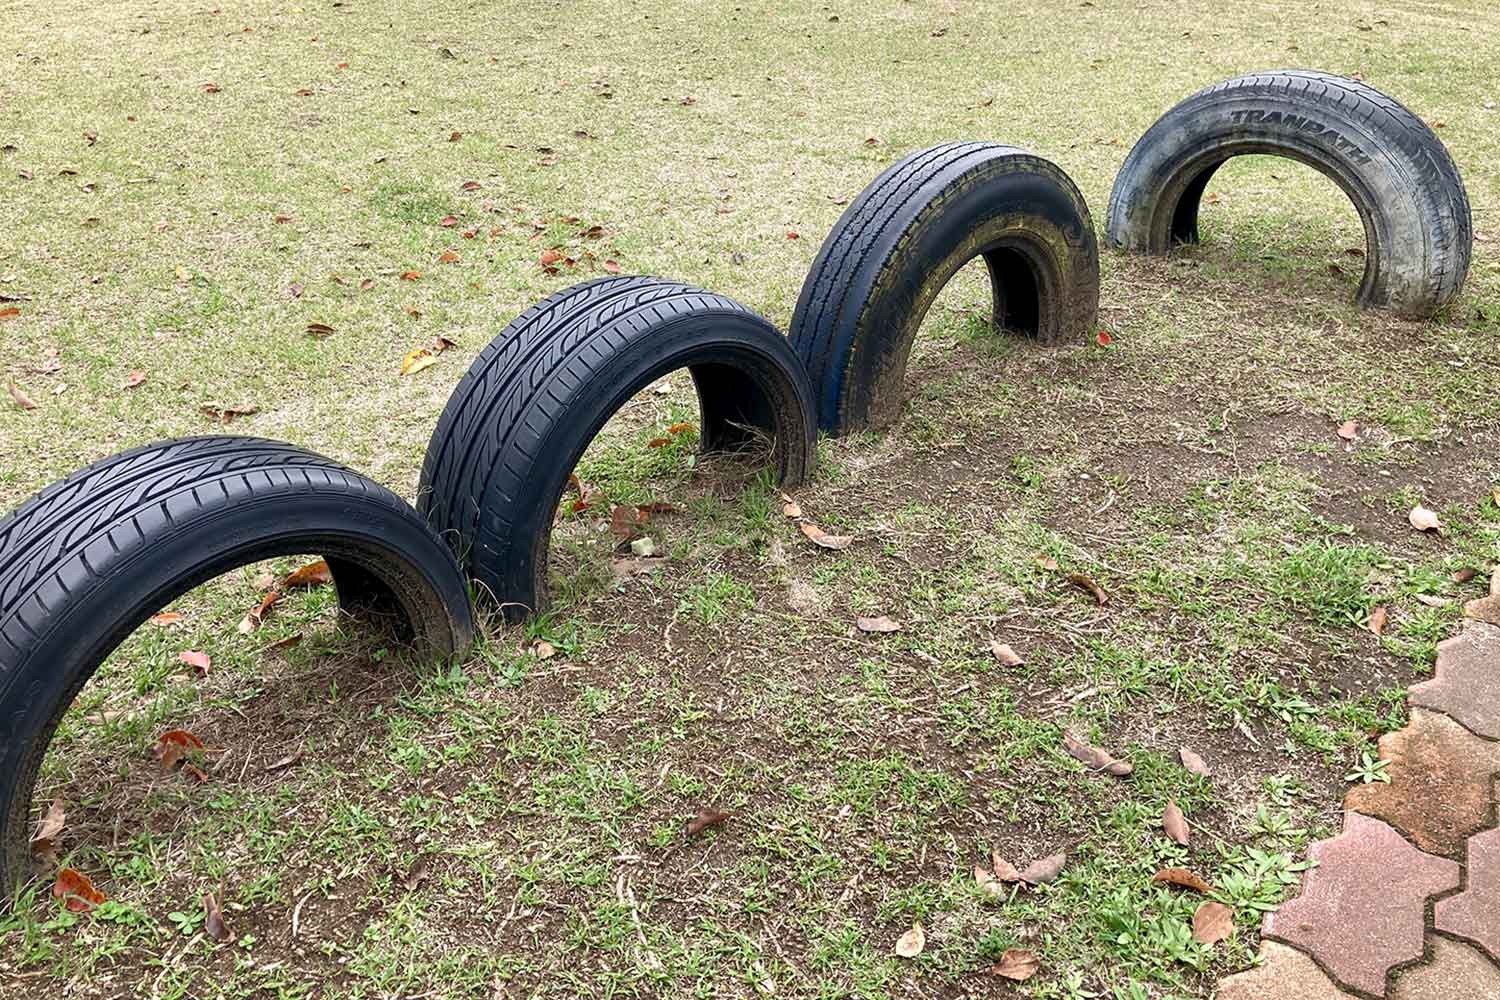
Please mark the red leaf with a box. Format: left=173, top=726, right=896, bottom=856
left=1096, top=328, right=1113, bottom=346
left=1152, top=867, right=1213, bottom=893
left=282, top=559, right=332, bottom=588
left=52, top=868, right=105, bottom=911
left=685, top=806, right=731, bottom=837
left=438, top=215, right=459, bottom=227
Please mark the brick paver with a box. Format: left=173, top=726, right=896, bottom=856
left=1344, top=709, right=1500, bottom=857
left=1409, top=623, right=1500, bottom=740
left=1390, top=937, right=1500, bottom=999
left=1433, top=826, right=1500, bottom=964
left=1262, top=812, right=1461, bottom=995
left=1214, top=941, right=1355, bottom=999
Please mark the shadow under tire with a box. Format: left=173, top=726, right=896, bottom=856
left=417, top=275, right=816, bottom=620
left=0, top=436, right=474, bottom=897
left=789, top=142, right=1100, bottom=436
left=1105, top=69, right=1471, bottom=319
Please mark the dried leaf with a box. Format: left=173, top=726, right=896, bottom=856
left=1095, top=329, right=1113, bottom=347
left=991, top=948, right=1040, bottom=981
left=150, top=611, right=183, bottom=627
left=30, top=800, right=66, bottom=859
left=306, top=322, right=335, bottom=338
left=610, top=505, right=648, bottom=540
left=989, top=641, right=1023, bottom=666
left=602, top=259, right=621, bottom=274
left=0, top=306, right=20, bottom=321
left=1366, top=605, right=1388, bottom=636
left=8, top=381, right=36, bottom=410
left=1179, top=747, right=1211, bottom=777
left=1063, top=730, right=1133, bottom=776
left=893, top=922, right=925, bottom=958
left=686, top=806, right=731, bottom=837
left=1336, top=419, right=1358, bottom=441
left=1408, top=504, right=1442, bottom=533
left=178, top=650, right=212, bottom=676
left=122, top=370, right=147, bottom=389
left=400, top=270, right=421, bottom=281
left=52, top=868, right=105, bottom=912
left=799, top=521, right=854, bottom=550
left=437, top=249, right=461, bottom=263
left=1454, top=567, right=1479, bottom=584
left=238, top=590, right=280, bottom=634
left=204, top=892, right=230, bottom=942
left=282, top=559, right=332, bottom=588
left=991, top=849, right=1022, bottom=882
left=438, top=215, right=459, bottom=227
left=1067, top=572, right=1109, bottom=606
left=1192, top=900, right=1235, bottom=945
left=781, top=493, right=802, bottom=519
left=1152, top=867, right=1213, bottom=894
left=532, top=639, right=556, bottom=660
left=400, top=348, right=437, bottom=376
left=1018, top=852, right=1066, bottom=885
left=1035, top=555, right=1059, bottom=571
left=973, top=864, right=1007, bottom=899
left=856, top=615, right=902, bottom=633
left=1163, top=799, right=1190, bottom=845
left=153, top=729, right=204, bottom=771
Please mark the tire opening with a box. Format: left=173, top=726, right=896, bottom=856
left=20, top=554, right=391, bottom=894
left=1171, top=154, right=1369, bottom=281
left=984, top=246, right=1043, bottom=335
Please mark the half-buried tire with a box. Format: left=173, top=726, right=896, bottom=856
left=1106, top=70, right=1471, bottom=319
left=418, top=276, right=815, bottom=620
left=0, top=436, right=474, bottom=897
left=790, top=142, right=1100, bottom=436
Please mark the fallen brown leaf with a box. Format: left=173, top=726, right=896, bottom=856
left=153, top=729, right=204, bottom=771
left=1463, top=568, right=1500, bottom=626
left=178, top=650, right=211, bottom=676
left=610, top=505, right=648, bottom=540
left=1366, top=605, right=1388, bottom=636
left=238, top=590, right=279, bottom=634
left=799, top=521, right=854, bottom=550
left=1179, top=747, right=1211, bottom=777
left=1454, top=567, right=1479, bottom=584
left=893, top=922, right=925, bottom=958
left=991, top=849, right=1023, bottom=882
left=1192, top=900, right=1235, bottom=945
left=7, top=382, right=36, bottom=410
left=282, top=559, right=332, bottom=588
left=1336, top=419, right=1358, bottom=441
left=149, top=611, right=183, bottom=626
left=1163, top=799, right=1190, bottom=845
left=437, top=249, right=461, bottom=263
left=29, top=799, right=65, bottom=860
left=1408, top=504, right=1443, bottom=533
left=52, top=868, right=105, bottom=912
left=306, top=322, right=335, bottom=338
left=856, top=615, right=902, bottom=633
left=1063, top=730, right=1133, bottom=776
left=122, top=371, right=146, bottom=389
left=988, top=640, right=1024, bottom=666
left=780, top=492, right=802, bottom=519
left=686, top=806, right=731, bottom=837
left=1152, top=867, right=1213, bottom=894
left=1018, top=852, right=1066, bottom=885
left=1067, top=572, right=1109, bottom=606
left=1035, top=555, right=1059, bottom=571
left=204, top=891, right=230, bottom=942
left=0, top=306, right=20, bottom=321
left=990, top=948, right=1040, bottom=981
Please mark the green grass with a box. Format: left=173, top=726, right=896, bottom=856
left=3, top=0, right=1500, bottom=997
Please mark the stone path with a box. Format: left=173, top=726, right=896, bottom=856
left=1215, top=620, right=1500, bottom=999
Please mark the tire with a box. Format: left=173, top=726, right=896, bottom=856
left=417, top=276, right=815, bottom=619
left=0, top=436, right=474, bottom=896
left=789, top=142, right=1100, bottom=435
left=1105, top=69, right=1472, bottom=319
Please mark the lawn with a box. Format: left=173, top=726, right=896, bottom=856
left=2, top=1, right=1499, bottom=998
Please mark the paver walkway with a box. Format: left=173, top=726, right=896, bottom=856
left=1214, top=618, right=1500, bottom=999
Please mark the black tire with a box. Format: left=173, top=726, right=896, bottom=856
left=0, top=436, right=474, bottom=896
left=1106, top=69, right=1472, bottom=319
left=417, top=275, right=816, bottom=620
left=789, top=142, right=1100, bottom=435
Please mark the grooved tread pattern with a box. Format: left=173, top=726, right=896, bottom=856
left=417, top=276, right=812, bottom=610
left=1107, top=69, right=1471, bottom=314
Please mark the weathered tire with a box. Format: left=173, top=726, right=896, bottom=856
left=790, top=142, right=1099, bottom=435
left=417, top=276, right=815, bottom=619
left=1106, top=69, right=1472, bottom=319
left=0, top=437, right=474, bottom=896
